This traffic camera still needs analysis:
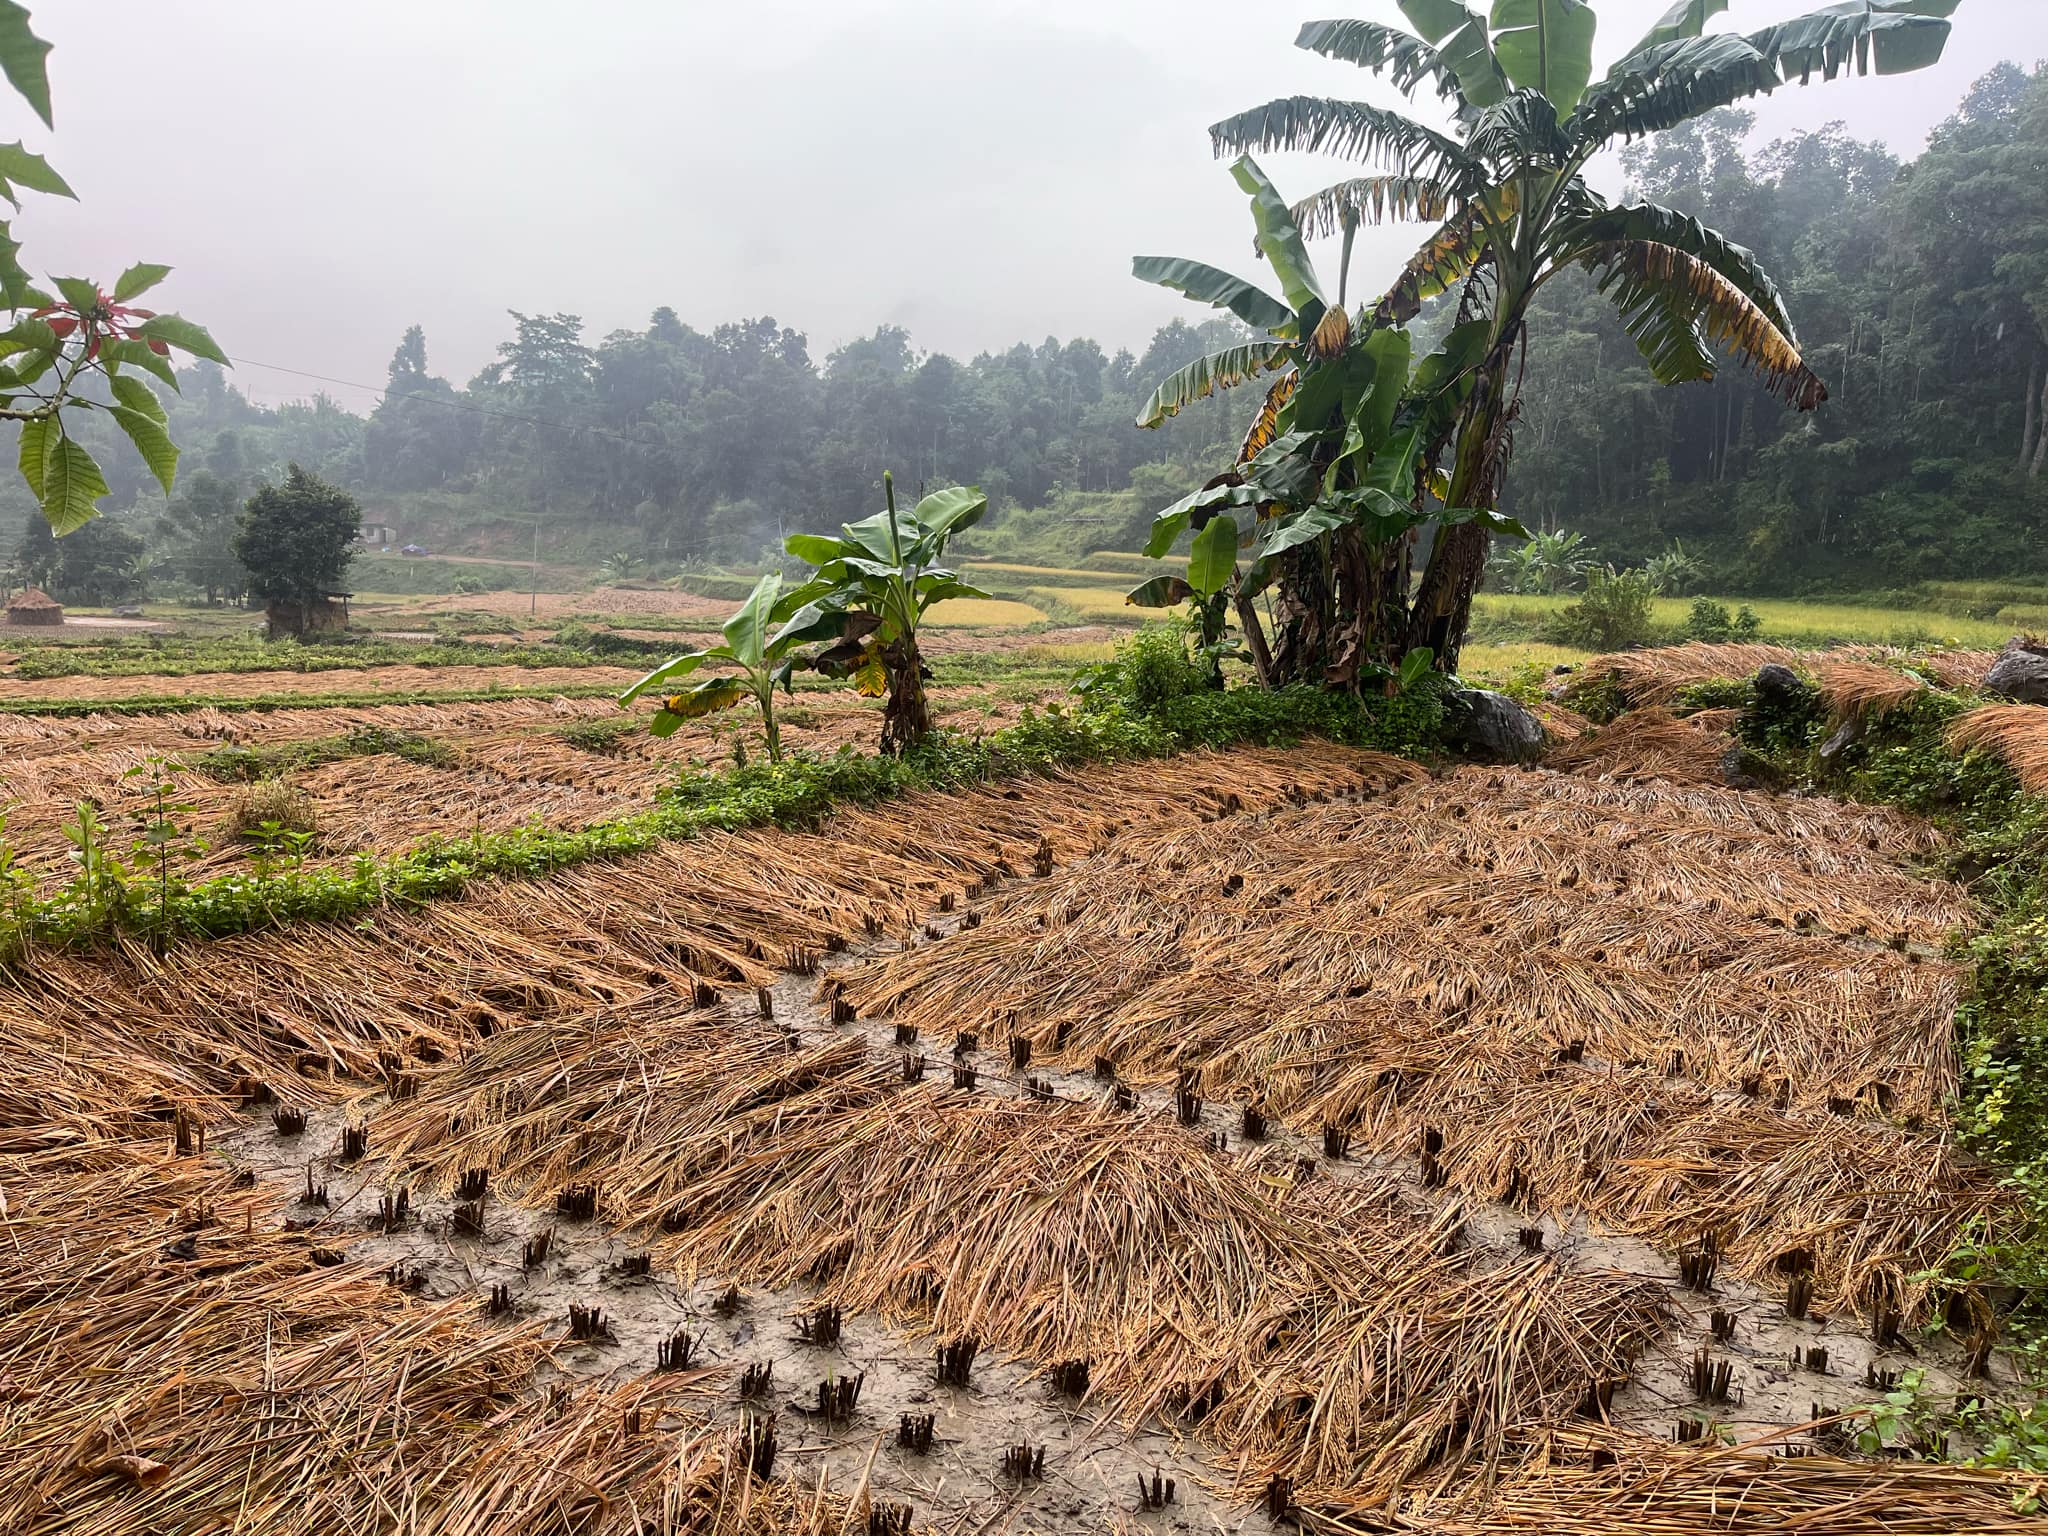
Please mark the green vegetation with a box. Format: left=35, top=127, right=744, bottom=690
left=779, top=475, right=992, bottom=754
left=1468, top=592, right=2018, bottom=651
left=1508, top=60, right=2048, bottom=594
left=620, top=572, right=815, bottom=762
left=233, top=466, right=362, bottom=636
left=0, top=6, right=226, bottom=537
left=189, top=726, right=455, bottom=783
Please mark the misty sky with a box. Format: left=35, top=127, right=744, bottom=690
left=21, top=1, right=2045, bottom=406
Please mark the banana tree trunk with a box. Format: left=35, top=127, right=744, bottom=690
left=880, top=642, right=930, bottom=756
left=1234, top=585, right=1274, bottom=686
left=1265, top=546, right=1332, bottom=688
left=1407, top=345, right=1514, bottom=672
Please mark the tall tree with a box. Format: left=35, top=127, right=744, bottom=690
left=233, top=466, right=360, bottom=636
left=1207, top=0, right=1959, bottom=666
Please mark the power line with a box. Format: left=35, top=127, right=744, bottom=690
left=225, top=354, right=666, bottom=452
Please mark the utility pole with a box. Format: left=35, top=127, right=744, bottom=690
left=531, top=418, right=545, bottom=619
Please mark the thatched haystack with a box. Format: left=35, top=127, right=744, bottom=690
left=4, top=586, right=60, bottom=625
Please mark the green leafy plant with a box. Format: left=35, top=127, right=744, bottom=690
left=0, top=5, right=226, bottom=534
left=781, top=472, right=991, bottom=754
left=619, top=571, right=817, bottom=762
left=1126, top=513, right=1245, bottom=685
left=1644, top=540, right=1706, bottom=596
left=1546, top=564, right=1659, bottom=650
left=0, top=805, right=35, bottom=953
left=1073, top=617, right=1215, bottom=710
left=1683, top=595, right=1764, bottom=642
left=58, top=800, right=125, bottom=928
left=124, top=755, right=206, bottom=941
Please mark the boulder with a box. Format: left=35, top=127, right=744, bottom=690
left=1753, top=662, right=1804, bottom=703
left=1983, top=640, right=2048, bottom=705
left=1445, top=687, right=1545, bottom=764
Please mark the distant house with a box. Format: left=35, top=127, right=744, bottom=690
left=5, top=587, right=62, bottom=626
left=358, top=522, right=396, bottom=548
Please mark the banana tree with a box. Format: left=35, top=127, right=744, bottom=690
left=1126, top=510, right=1244, bottom=686
left=1131, top=155, right=1522, bottom=687
left=780, top=473, right=989, bottom=755
left=1208, top=0, right=1959, bottom=669
left=619, top=571, right=814, bottom=762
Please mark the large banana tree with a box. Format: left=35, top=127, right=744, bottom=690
left=1132, top=156, right=1522, bottom=685
left=1206, top=0, right=1959, bottom=669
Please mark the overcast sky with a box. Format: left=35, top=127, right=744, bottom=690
left=20, top=1, right=2045, bottom=405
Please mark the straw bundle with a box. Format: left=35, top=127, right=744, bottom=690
left=1919, top=649, right=2002, bottom=692
left=1543, top=709, right=1736, bottom=786
left=1813, top=657, right=1930, bottom=721
left=1528, top=699, right=1592, bottom=743
left=834, top=767, right=1994, bottom=1307
left=1568, top=644, right=1808, bottom=708
left=1948, top=703, right=2048, bottom=795
left=1325, top=1426, right=2047, bottom=1534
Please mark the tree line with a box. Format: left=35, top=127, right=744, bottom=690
left=7, top=59, right=2044, bottom=609
left=1504, top=62, right=2048, bottom=593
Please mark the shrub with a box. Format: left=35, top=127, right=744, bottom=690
left=1073, top=619, right=1211, bottom=711
left=1682, top=597, right=1763, bottom=643
left=1544, top=566, right=1659, bottom=650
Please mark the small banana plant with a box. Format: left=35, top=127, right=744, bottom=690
left=619, top=571, right=815, bottom=762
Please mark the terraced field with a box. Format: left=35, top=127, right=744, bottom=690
left=2, top=717, right=2039, bottom=1532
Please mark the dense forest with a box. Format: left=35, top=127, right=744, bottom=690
left=11, top=61, right=2047, bottom=603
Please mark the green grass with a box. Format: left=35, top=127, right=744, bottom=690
left=1459, top=640, right=1596, bottom=681
left=0, top=681, right=631, bottom=717
left=1471, top=592, right=2016, bottom=650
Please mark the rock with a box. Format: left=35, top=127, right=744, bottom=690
left=1983, top=640, right=2048, bottom=704
left=1718, top=745, right=1761, bottom=790
left=1818, top=716, right=1863, bottom=760
left=1753, top=663, right=1803, bottom=703
left=1446, top=687, right=1545, bottom=764
left=1718, top=744, right=1783, bottom=791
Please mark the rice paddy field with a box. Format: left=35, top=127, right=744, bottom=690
left=2, top=609, right=2046, bottom=1532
